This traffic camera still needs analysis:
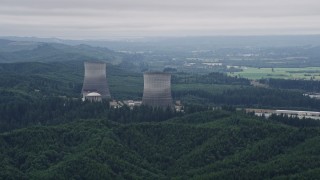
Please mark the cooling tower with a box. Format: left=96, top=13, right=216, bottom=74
left=142, top=72, right=173, bottom=108
left=82, top=62, right=111, bottom=99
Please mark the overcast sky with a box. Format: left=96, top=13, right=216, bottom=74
left=1, top=0, right=320, bottom=39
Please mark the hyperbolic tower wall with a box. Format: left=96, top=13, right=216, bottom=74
left=142, top=72, right=172, bottom=108
left=82, top=62, right=111, bottom=99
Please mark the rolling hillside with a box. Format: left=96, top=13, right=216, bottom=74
left=1, top=111, right=319, bottom=179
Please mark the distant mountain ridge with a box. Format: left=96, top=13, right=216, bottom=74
left=1, top=35, right=320, bottom=51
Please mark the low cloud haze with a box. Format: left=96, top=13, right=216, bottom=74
left=1, top=0, right=320, bottom=39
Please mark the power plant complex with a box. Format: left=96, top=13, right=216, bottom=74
left=142, top=72, right=173, bottom=108
left=81, top=62, right=173, bottom=108
left=82, top=62, right=111, bottom=100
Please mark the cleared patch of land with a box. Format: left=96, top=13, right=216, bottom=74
left=229, top=67, right=320, bottom=80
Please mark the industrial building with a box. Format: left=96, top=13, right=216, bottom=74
left=142, top=72, right=173, bottom=108
left=84, top=92, right=102, bottom=102
left=82, top=62, right=111, bottom=100
left=246, top=108, right=320, bottom=120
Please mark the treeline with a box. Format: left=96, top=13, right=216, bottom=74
left=172, top=72, right=250, bottom=85
left=0, top=97, right=183, bottom=133
left=268, top=114, right=320, bottom=128
left=0, top=97, right=106, bottom=132
left=108, top=105, right=180, bottom=123
left=260, top=78, right=320, bottom=92
left=0, top=62, right=83, bottom=97
left=173, top=87, right=320, bottom=110
left=0, top=74, right=82, bottom=97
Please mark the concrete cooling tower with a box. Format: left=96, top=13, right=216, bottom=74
left=82, top=62, right=111, bottom=99
left=142, top=72, right=173, bottom=108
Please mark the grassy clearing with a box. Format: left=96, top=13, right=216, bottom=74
left=229, top=67, right=320, bottom=80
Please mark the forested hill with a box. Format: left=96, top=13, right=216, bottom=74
left=1, top=111, right=320, bottom=179
left=0, top=39, right=122, bottom=63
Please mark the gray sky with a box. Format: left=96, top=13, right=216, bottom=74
left=1, top=0, right=320, bottom=39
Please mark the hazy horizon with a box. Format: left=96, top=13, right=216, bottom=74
left=1, top=0, right=320, bottom=39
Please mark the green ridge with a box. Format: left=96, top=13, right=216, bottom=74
left=1, top=111, right=319, bottom=179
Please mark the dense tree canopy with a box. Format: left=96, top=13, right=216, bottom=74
left=1, top=61, right=320, bottom=179
left=1, top=111, right=320, bottom=179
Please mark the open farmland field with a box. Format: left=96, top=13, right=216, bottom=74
left=229, top=67, right=320, bottom=80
